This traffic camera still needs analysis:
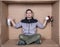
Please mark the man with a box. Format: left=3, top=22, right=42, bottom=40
left=10, top=9, right=50, bottom=45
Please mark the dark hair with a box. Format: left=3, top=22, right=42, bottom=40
left=26, top=9, right=33, bottom=14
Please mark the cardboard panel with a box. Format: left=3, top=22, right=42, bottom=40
left=2, top=0, right=58, bottom=4
left=1, top=2, right=9, bottom=44
left=59, top=0, right=60, bottom=45
left=52, top=1, right=59, bottom=44
left=0, top=0, right=60, bottom=46
left=8, top=4, right=52, bottom=39
left=0, top=1, right=2, bottom=37
left=0, top=1, right=2, bottom=47
left=2, top=0, right=58, bottom=1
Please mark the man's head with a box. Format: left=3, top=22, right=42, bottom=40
left=25, top=9, right=34, bottom=18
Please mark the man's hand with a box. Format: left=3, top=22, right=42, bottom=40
left=43, top=16, right=51, bottom=28
left=45, top=16, right=51, bottom=22
left=45, top=16, right=49, bottom=21
left=8, top=17, right=16, bottom=27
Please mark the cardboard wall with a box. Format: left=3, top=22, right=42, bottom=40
left=3, top=0, right=57, bottom=1
left=0, top=1, right=2, bottom=37
left=8, top=4, right=52, bottom=39
left=0, top=2, right=1, bottom=35
left=52, top=1, right=59, bottom=44
left=1, top=2, right=9, bottom=44
left=2, top=0, right=58, bottom=2
left=2, top=0, right=58, bottom=4
left=0, top=1, right=2, bottom=47
left=59, top=0, right=60, bottom=45
left=1, top=0, right=60, bottom=45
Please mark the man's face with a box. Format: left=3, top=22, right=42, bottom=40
left=26, top=11, right=33, bottom=18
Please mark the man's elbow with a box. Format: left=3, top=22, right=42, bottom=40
left=14, top=25, right=19, bottom=29
left=40, top=25, right=45, bottom=29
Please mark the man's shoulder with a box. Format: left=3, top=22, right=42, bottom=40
left=33, top=19, right=38, bottom=22
left=20, top=19, right=27, bottom=23
left=21, top=18, right=38, bottom=23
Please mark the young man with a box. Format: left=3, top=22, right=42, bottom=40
left=10, top=9, right=50, bottom=45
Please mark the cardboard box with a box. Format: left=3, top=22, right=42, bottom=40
left=0, top=0, right=60, bottom=47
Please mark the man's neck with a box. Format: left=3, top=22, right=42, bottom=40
left=27, top=17, right=32, bottom=20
